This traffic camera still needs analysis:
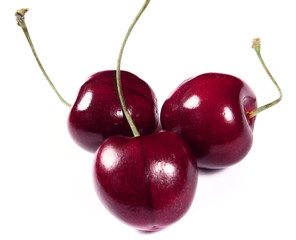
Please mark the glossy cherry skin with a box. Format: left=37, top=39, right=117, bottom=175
left=68, top=70, right=159, bottom=152
left=94, top=131, right=198, bottom=231
left=161, top=73, right=257, bottom=169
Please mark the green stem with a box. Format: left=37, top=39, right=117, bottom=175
left=15, top=9, right=71, bottom=108
left=247, top=38, right=283, bottom=119
left=116, top=0, right=150, bottom=137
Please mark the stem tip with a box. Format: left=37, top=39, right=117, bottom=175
left=15, top=8, right=29, bottom=26
left=252, top=38, right=261, bottom=50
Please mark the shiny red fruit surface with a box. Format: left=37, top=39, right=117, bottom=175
left=94, top=131, right=198, bottom=231
left=161, top=73, right=257, bottom=169
left=68, top=70, right=159, bottom=152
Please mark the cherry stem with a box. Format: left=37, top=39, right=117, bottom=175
left=15, top=8, right=71, bottom=108
left=116, top=0, right=150, bottom=137
left=247, top=38, right=283, bottom=119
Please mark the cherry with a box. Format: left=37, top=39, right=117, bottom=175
left=15, top=8, right=159, bottom=153
left=68, top=70, right=159, bottom=152
left=161, top=72, right=256, bottom=169
left=161, top=39, right=282, bottom=169
left=93, top=0, right=198, bottom=230
left=94, top=131, right=198, bottom=231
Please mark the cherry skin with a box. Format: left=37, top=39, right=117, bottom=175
left=94, top=130, right=198, bottom=231
left=68, top=70, right=159, bottom=152
left=161, top=73, right=257, bottom=169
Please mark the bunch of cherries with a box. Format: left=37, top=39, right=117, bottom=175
left=16, top=0, right=282, bottom=232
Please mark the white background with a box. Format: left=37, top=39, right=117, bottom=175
left=1, top=0, right=296, bottom=239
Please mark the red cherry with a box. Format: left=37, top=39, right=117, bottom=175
left=161, top=39, right=282, bottom=169
left=15, top=9, right=159, bottom=153
left=94, top=130, right=198, bottom=231
left=161, top=73, right=257, bottom=169
left=68, top=70, right=159, bottom=152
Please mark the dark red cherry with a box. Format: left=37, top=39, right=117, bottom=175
left=161, top=73, right=257, bottom=169
left=68, top=70, right=159, bottom=152
left=161, top=39, right=282, bottom=169
left=15, top=10, right=159, bottom=153
left=94, top=130, right=198, bottom=231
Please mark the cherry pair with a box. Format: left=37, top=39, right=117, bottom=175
left=69, top=46, right=281, bottom=170
left=15, top=3, right=197, bottom=231
left=16, top=0, right=281, bottom=232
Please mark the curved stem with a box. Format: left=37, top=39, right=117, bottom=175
left=116, top=0, right=150, bottom=137
left=15, top=9, right=71, bottom=108
left=247, top=38, right=283, bottom=119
